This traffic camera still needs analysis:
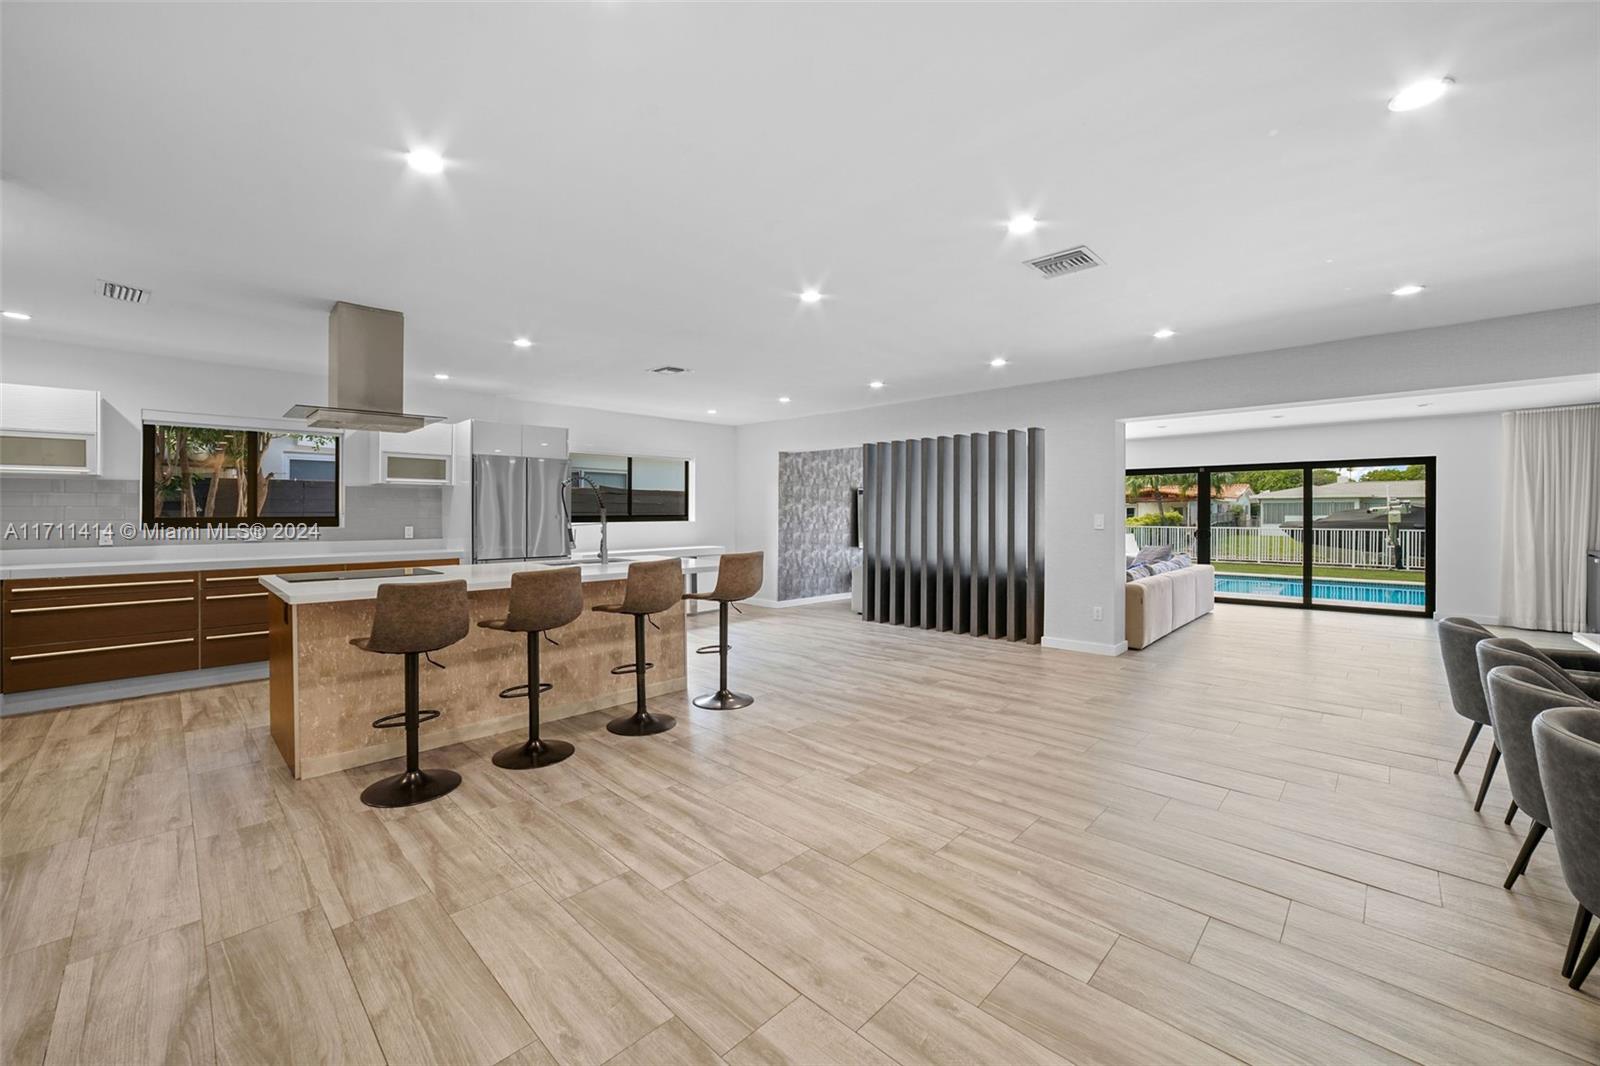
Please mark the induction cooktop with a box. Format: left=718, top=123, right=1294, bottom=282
left=277, top=567, right=442, bottom=582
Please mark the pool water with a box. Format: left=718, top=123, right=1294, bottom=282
left=1214, top=574, right=1426, bottom=608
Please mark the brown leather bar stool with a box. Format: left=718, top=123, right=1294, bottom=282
left=592, top=557, right=683, bottom=736
left=350, top=580, right=470, bottom=808
left=478, top=567, right=584, bottom=769
left=684, top=551, right=764, bottom=710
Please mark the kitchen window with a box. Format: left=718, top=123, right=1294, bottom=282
left=143, top=423, right=341, bottom=526
left=568, top=452, right=690, bottom=522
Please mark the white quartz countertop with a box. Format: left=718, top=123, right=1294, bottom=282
left=569, top=544, right=725, bottom=561
left=0, top=543, right=464, bottom=581
left=260, top=556, right=722, bottom=605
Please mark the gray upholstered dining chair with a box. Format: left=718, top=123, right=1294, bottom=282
left=1533, top=706, right=1600, bottom=991
left=1475, top=637, right=1596, bottom=816
left=1439, top=617, right=1496, bottom=799
left=1485, top=637, right=1600, bottom=699
left=1484, top=666, right=1597, bottom=889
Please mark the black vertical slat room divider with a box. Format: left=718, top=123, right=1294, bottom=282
left=861, top=428, right=1044, bottom=644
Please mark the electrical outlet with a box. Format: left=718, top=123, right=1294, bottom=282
left=1092, top=605, right=1103, bottom=621
left=98, top=526, right=114, bottom=546
left=403, top=525, right=414, bottom=539
left=1093, top=513, right=1105, bottom=530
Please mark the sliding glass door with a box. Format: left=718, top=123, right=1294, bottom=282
left=1208, top=467, right=1303, bottom=605
left=1126, top=457, right=1434, bottom=617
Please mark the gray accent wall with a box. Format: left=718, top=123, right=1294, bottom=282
left=777, top=447, right=863, bottom=601
left=0, top=475, right=445, bottom=547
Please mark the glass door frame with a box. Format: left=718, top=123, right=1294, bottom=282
left=1126, top=455, right=1435, bottom=618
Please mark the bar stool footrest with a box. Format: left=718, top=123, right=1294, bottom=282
left=372, top=708, right=441, bottom=729
left=610, top=661, right=655, bottom=676
left=696, top=643, right=730, bottom=655
left=498, top=682, right=554, bottom=700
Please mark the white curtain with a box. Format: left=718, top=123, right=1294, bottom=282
left=1500, top=403, right=1600, bottom=631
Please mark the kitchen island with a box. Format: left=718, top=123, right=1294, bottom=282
left=260, top=557, right=718, bottom=778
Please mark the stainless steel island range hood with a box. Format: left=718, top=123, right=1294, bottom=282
left=285, top=301, right=444, bottom=432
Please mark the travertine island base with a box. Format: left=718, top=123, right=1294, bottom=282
left=260, top=559, right=715, bottom=778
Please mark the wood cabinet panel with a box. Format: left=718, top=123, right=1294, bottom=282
left=3, top=572, right=197, bottom=606
left=3, top=633, right=199, bottom=692
left=4, top=594, right=198, bottom=648
left=201, top=625, right=270, bottom=669
left=201, top=591, right=271, bottom=631
left=0, top=557, right=464, bottom=690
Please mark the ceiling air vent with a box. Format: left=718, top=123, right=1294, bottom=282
left=1024, top=246, right=1104, bottom=279
left=99, top=279, right=149, bottom=304
left=649, top=365, right=690, bottom=375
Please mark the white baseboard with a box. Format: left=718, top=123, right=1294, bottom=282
left=1041, top=636, right=1128, bottom=656
left=0, top=663, right=269, bottom=717
left=748, top=593, right=852, bottom=609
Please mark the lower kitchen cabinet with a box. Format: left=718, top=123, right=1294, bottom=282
left=1, top=557, right=462, bottom=692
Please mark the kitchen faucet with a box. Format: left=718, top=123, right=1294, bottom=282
left=563, top=473, right=609, bottom=564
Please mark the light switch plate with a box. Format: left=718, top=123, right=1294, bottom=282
left=98, top=526, right=114, bottom=546
left=403, top=525, right=414, bottom=539
left=1093, top=513, right=1105, bottom=530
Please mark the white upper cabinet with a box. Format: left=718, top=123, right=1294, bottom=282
left=467, top=420, right=522, bottom=457
left=521, top=426, right=569, bottom=459
left=0, top=383, right=101, bottom=475
left=374, top=421, right=454, bottom=484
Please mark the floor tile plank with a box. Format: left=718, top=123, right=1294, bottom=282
left=334, top=894, right=533, bottom=1066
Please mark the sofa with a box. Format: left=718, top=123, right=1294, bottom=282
left=1126, top=563, right=1215, bottom=649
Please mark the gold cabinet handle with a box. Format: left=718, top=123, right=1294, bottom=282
left=9, top=636, right=195, bottom=661
left=205, top=592, right=268, bottom=601
left=9, top=596, right=195, bottom=614
left=202, top=574, right=266, bottom=584
left=9, top=578, right=194, bottom=593
left=205, top=630, right=268, bottom=641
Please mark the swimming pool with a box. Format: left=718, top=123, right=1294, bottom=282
left=1214, top=574, right=1427, bottom=608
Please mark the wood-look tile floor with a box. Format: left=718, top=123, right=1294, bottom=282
left=3, top=603, right=1598, bottom=1066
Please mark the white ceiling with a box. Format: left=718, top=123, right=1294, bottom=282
left=2, top=3, right=1597, bottom=425
left=1123, top=375, right=1600, bottom=439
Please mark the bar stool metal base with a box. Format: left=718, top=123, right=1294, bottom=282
left=607, top=709, right=676, bottom=736
left=693, top=689, right=753, bottom=710
left=361, top=768, right=462, bottom=809
left=492, top=737, right=575, bottom=769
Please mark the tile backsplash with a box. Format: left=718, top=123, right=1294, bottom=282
left=0, top=476, right=445, bottom=548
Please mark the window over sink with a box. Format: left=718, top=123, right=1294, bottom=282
left=142, top=423, right=341, bottom=526
left=568, top=452, right=690, bottom=522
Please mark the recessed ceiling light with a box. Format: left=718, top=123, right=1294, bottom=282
left=706, top=408, right=718, bottom=415
left=1391, top=284, right=1425, bottom=297
left=1387, top=76, right=1453, bottom=113
left=404, top=147, right=446, bottom=175
left=1, top=310, right=31, bottom=321
left=1005, top=214, right=1040, bottom=236
left=777, top=396, right=791, bottom=404
left=868, top=380, right=885, bottom=389
left=512, top=337, right=534, bottom=348
left=799, top=288, right=824, bottom=305
left=1152, top=328, right=1177, bottom=339
left=433, top=373, right=450, bottom=380
left=989, top=357, right=1008, bottom=368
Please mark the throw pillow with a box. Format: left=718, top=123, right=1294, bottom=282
left=1132, top=544, right=1172, bottom=566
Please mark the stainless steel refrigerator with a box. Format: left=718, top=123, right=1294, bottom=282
left=472, top=454, right=571, bottom=562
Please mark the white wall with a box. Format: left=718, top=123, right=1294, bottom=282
left=1126, top=412, right=1504, bottom=621
left=733, top=305, right=1598, bottom=652
left=0, top=335, right=740, bottom=553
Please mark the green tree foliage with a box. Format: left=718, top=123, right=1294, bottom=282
left=1359, top=464, right=1426, bottom=482
left=1240, top=469, right=1301, bottom=492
